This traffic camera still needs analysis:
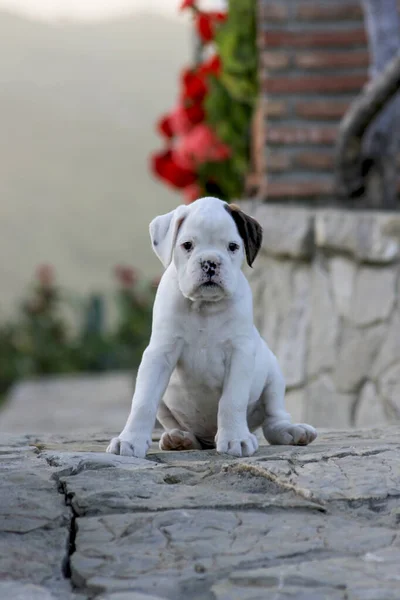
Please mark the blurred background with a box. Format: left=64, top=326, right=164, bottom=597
left=0, top=0, right=190, bottom=320
left=1, top=0, right=399, bottom=434
left=0, top=0, right=192, bottom=429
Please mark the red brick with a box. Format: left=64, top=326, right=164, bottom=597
left=266, top=181, right=334, bottom=198
left=267, top=126, right=337, bottom=145
left=295, top=100, right=351, bottom=119
left=293, top=152, right=335, bottom=170
left=262, top=30, right=366, bottom=48
left=295, top=51, right=369, bottom=70
left=265, top=100, right=288, bottom=118
left=259, top=4, right=288, bottom=22
left=267, top=152, right=291, bottom=172
left=264, top=74, right=367, bottom=93
left=261, top=51, right=290, bottom=70
left=296, top=3, right=363, bottom=21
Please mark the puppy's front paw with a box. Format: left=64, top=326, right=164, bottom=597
left=264, top=422, right=317, bottom=446
left=106, top=433, right=151, bottom=458
left=216, top=430, right=258, bottom=457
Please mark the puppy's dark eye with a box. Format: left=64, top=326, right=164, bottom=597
left=228, top=242, right=239, bottom=252
left=182, top=241, right=193, bottom=252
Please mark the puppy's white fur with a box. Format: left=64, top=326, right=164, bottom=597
left=107, top=197, right=317, bottom=458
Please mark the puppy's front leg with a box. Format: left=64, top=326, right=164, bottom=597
left=107, top=341, right=181, bottom=458
left=262, top=356, right=317, bottom=446
left=216, top=343, right=258, bottom=458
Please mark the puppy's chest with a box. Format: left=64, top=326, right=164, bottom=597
left=178, top=322, right=229, bottom=388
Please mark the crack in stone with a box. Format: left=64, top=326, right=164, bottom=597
left=56, top=477, right=80, bottom=590
left=235, top=548, right=340, bottom=575
left=287, top=458, right=301, bottom=476
left=227, top=512, right=246, bottom=552
left=18, top=445, right=87, bottom=598
left=159, top=525, right=173, bottom=551
left=61, top=514, right=77, bottom=579
left=258, top=446, right=397, bottom=467
left=61, top=501, right=328, bottom=520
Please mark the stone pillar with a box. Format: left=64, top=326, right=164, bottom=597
left=257, top=1, right=369, bottom=202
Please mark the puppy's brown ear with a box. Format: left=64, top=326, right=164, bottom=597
left=225, top=204, right=263, bottom=267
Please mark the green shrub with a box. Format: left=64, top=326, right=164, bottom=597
left=0, top=265, right=157, bottom=398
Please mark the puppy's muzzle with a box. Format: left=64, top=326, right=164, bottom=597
left=201, top=259, right=219, bottom=278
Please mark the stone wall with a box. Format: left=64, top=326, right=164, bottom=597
left=241, top=201, right=400, bottom=428
left=256, top=0, right=368, bottom=202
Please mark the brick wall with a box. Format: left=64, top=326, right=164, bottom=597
left=254, top=0, right=369, bottom=203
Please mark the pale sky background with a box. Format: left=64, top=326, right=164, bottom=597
left=0, top=0, right=225, bottom=21
left=0, top=0, right=225, bottom=316
left=0, top=0, right=181, bottom=20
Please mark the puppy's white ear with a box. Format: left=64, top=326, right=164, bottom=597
left=149, top=205, right=188, bottom=268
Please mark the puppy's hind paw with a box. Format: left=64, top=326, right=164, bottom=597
left=263, top=422, right=317, bottom=446
left=159, top=429, right=201, bottom=451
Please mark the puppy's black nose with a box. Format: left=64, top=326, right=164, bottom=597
left=201, top=260, right=218, bottom=277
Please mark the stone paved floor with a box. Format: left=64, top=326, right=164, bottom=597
left=1, top=428, right=400, bottom=600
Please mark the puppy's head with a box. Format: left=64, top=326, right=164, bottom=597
left=150, top=197, right=262, bottom=302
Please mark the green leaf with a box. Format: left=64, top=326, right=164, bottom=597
left=202, top=0, right=257, bottom=202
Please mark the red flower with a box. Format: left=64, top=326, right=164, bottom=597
left=36, top=264, right=54, bottom=288
left=114, top=266, right=137, bottom=287
left=180, top=0, right=196, bottom=10
left=186, top=102, right=205, bottom=124
left=157, top=114, right=174, bottom=139
left=175, top=124, right=231, bottom=170
left=157, top=103, right=205, bottom=140
left=198, top=54, right=222, bottom=78
left=173, top=103, right=205, bottom=134
left=168, top=107, right=188, bottom=136
left=151, top=149, right=196, bottom=189
left=195, top=11, right=227, bottom=43
left=181, top=68, right=208, bottom=102
left=183, top=183, right=202, bottom=204
left=180, top=52, right=223, bottom=103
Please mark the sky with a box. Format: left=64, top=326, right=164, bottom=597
left=0, top=0, right=182, bottom=20
left=0, top=0, right=226, bottom=21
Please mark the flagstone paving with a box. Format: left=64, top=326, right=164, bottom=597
left=1, top=427, right=400, bottom=599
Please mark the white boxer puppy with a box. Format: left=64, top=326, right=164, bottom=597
left=107, top=197, right=317, bottom=458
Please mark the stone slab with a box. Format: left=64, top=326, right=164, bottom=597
left=240, top=202, right=400, bottom=264
left=57, top=454, right=323, bottom=517
left=0, top=439, right=83, bottom=599
left=212, top=548, right=400, bottom=600
left=71, top=509, right=395, bottom=598
left=355, top=381, right=387, bottom=428
left=349, top=266, right=397, bottom=326
left=1, top=427, right=400, bottom=600
left=239, top=201, right=314, bottom=259
left=315, top=209, right=400, bottom=263
left=0, top=582, right=57, bottom=600
left=252, top=446, right=400, bottom=502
